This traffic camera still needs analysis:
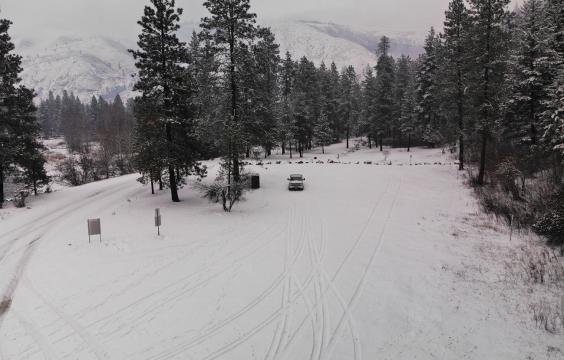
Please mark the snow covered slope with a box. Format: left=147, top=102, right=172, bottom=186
left=17, top=36, right=137, bottom=102
left=16, top=20, right=422, bottom=101
left=0, top=144, right=560, bottom=359
left=271, top=20, right=422, bottom=70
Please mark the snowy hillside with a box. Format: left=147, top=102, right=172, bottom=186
left=16, top=20, right=422, bottom=101
left=17, top=36, right=137, bottom=102
left=271, top=20, right=422, bottom=70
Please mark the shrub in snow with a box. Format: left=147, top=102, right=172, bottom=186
left=57, top=157, right=82, bottom=186
left=534, top=189, right=564, bottom=246
left=13, top=191, right=28, bottom=208
left=494, top=159, right=522, bottom=199
left=530, top=300, right=563, bottom=334
left=196, top=180, right=246, bottom=213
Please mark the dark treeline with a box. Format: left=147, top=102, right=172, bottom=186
left=37, top=92, right=136, bottom=185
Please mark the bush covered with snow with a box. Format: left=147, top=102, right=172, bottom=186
left=534, top=188, right=564, bottom=245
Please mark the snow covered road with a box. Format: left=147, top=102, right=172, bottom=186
left=0, top=145, right=560, bottom=359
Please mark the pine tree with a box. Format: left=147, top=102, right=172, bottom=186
left=508, top=0, right=554, bottom=148
left=398, top=61, right=418, bottom=152
left=313, top=111, right=332, bottom=154
left=14, top=87, right=49, bottom=195
left=130, top=0, right=201, bottom=202
left=360, top=66, right=378, bottom=147
left=394, top=55, right=414, bottom=147
left=189, top=31, right=222, bottom=158
left=0, top=18, right=47, bottom=206
left=416, top=28, right=446, bottom=148
left=327, top=62, right=342, bottom=142
left=467, top=0, right=511, bottom=185
left=442, top=0, right=471, bottom=170
left=374, top=36, right=396, bottom=151
left=339, top=65, right=361, bottom=149
left=293, top=57, right=318, bottom=157
left=541, top=0, right=564, bottom=166
left=253, top=27, right=280, bottom=157
left=201, top=0, right=257, bottom=183
left=279, top=52, right=296, bottom=157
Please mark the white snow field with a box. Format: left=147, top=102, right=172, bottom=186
left=0, top=143, right=561, bottom=360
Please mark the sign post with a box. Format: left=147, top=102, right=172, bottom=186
left=87, top=219, right=102, bottom=243
left=155, top=209, right=162, bottom=236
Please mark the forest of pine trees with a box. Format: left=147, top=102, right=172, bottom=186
left=1, top=0, right=563, bottom=240
left=36, top=92, right=137, bottom=185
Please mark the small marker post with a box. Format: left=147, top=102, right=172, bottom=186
left=155, top=209, right=162, bottom=236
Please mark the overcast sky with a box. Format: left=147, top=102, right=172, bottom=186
left=2, top=0, right=521, bottom=41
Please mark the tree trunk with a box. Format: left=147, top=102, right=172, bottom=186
left=0, top=164, right=4, bottom=208
left=151, top=177, right=155, bottom=195
left=229, top=28, right=240, bottom=183
left=289, top=141, right=293, bottom=159
left=408, top=133, right=411, bottom=152
left=457, top=67, right=465, bottom=171
left=380, top=134, right=383, bottom=152
left=346, top=126, right=350, bottom=149
left=368, top=135, right=372, bottom=149
left=478, top=129, right=487, bottom=186
left=282, top=142, right=286, bottom=155
left=166, top=123, right=180, bottom=202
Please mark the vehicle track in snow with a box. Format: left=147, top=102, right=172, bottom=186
left=324, top=182, right=402, bottom=360
left=11, top=308, right=59, bottom=360
left=147, top=206, right=318, bottom=360
left=0, top=179, right=143, bottom=359
left=23, top=278, right=111, bottom=360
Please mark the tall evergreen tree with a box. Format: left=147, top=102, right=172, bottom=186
left=0, top=18, right=47, bottom=206
left=442, top=0, right=471, bottom=170
left=339, top=65, right=361, bottom=149
left=374, top=36, right=396, bottom=150
left=279, top=51, right=296, bottom=157
left=417, top=28, right=446, bottom=147
left=467, top=0, right=511, bottom=185
left=508, top=0, right=554, bottom=148
left=293, top=57, right=318, bottom=157
left=360, top=66, right=378, bottom=147
left=200, top=0, right=257, bottom=183
left=130, top=0, right=201, bottom=202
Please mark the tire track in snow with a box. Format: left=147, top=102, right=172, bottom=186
left=153, top=206, right=317, bottom=360
left=315, top=219, right=360, bottom=360
left=0, top=180, right=136, bottom=266
left=276, top=182, right=393, bottom=359
left=23, top=278, right=110, bottom=360
left=12, top=309, right=58, bottom=360
left=147, top=212, right=295, bottom=360
left=68, top=215, right=275, bottom=322
left=306, top=217, right=325, bottom=360
left=98, top=222, right=287, bottom=336
left=324, top=182, right=402, bottom=360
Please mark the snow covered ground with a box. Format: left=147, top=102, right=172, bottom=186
left=0, top=143, right=562, bottom=360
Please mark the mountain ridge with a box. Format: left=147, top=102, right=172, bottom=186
left=16, top=20, right=423, bottom=102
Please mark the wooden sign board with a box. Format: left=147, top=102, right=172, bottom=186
left=87, top=218, right=102, bottom=243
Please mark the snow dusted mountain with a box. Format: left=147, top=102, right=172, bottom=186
left=17, top=36, right=137, bottom=102
left=271, top=20, right=422, bottom=71
left=16, top=20, right=423, bottom=101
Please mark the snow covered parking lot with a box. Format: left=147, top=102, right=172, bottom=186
left=0, top=144, right=561, bottom=360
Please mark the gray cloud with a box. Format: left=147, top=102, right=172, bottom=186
left=2, top=0, right=521, bottom=41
